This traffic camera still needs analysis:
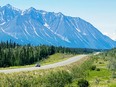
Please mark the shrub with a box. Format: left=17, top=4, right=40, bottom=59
left=96, top=68, right=100, bottom=71
left=45, top=70, right=73, bottom=87
left=111, top=71, right=116, bottom=79
left=95, top=78, right=100, bottom=85
left=77, top=79, right=89, bottom=87
left=99, top=62, right=103, bottom=64
left=90, top=65, right=96, bottom=70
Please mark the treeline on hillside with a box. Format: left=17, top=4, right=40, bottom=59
left=0, top=41, right=99, bottom=67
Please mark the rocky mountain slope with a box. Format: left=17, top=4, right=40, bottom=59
left=0, top=4, right=116, bottom=49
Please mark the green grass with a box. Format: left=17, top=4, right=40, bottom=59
left=0, top=53, right=74, bottom=70
left=0, top=64, right=34, bottom=70
left=40, top=53, right=74, bottom=65
left=0, top=54, right=89, bottom=87
left=87, top=69, right=111, bottom=80
left=109, top=83, right=116, bottom=87
left=0, top=52, right=115, bottom=87
left=65, top=54, right=116, bottom=87
left=86, top=57, right=116, bottom=87
left=87, top=68, right=111, bottom=87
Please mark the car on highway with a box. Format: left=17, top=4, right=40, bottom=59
left=35, top=64, right=41, bottom=67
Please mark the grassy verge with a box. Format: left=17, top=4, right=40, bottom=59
left=86, top=56, right=116, bottom=87
left=0, top=55, right=90, bottom=87
left=40, top=53, right=74, bottom=65
left=65, top=53, right=116, bottom=87
left=0, top=50, right=115, bottom=87
left=0, top=53, right=74, bottom=70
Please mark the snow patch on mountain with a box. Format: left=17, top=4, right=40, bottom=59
left=28, top=20, right=40, bottom=37
left=76, top=28, right=81, bottom=32
left=44, top=23, right=50, bottom=29
left=0, top=22, right=6, bottom=25
left=56, top=33, right=70, bottom=43
left=83, top=33, right=87, bottom=36
left=23, top=24, right=31, bottom=36
left=1, top=28, right=18, bottom=39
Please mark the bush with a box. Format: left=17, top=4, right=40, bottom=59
left=96, top=68, right=100, bottom=71
left=90, top=65, right=96, bottom=70
left=77, top=79, right=89, bottom=87
left=112, top=71, right=116, bottom=79
left=45, top=70, right=73, bottom=87
left=99, top=62, right=103, bottom=64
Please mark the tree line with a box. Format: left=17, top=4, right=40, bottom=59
left=0, top=41, right=99, bottom=67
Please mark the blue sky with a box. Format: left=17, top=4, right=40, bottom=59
left=0, top=0, right=116, bottom=40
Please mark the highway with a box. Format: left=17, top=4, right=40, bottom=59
left=0, top=55, right=87, bottom=74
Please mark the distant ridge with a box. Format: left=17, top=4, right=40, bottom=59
left=0, top=4, right=116, bottom=49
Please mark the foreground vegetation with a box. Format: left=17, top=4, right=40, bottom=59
left=75, top=48, right=116, bottom=87
left=87, top=48, right=116, bottom=87
left=0, top=48, right=115, bottom=87
left=0, top=56, right=92, bottom=87
left=0, top=41, right=99, bottom=67
left=0, top=41, right=115, bottom=87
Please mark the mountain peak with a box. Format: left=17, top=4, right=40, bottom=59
left=23, top=7, right=37, bottom=14
left=39, top=10, right=47, bottom=15
left=57, top=12, right=63, bottom=15
left=56, top=12, right=64, bottom=16
left=2, top=4, right=21, bottom=12
left=29, top=7, right=36, bottom=11
left=5, top=4, right=12, bottom=8
left=0, top=4, right=116, bottom=49
left=27, top=7, right=36, bottom=12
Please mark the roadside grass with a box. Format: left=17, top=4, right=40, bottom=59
left=87, top=68, right=111, bottom=87
left=65, top=54, right=116, bottom=87
left=0, top=64, right=35, bottom=70
left=40, top=53, right=74, bottom=65
left=0, top=53, right=74, bottom=70
left=109, top=82, right=116, bottom=87
left=1, top=53, right=115, bottom=87
left=87, top=56, right=116, bottom=87
left=0, top=55, right=90, bottom=87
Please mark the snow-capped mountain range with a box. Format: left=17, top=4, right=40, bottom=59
left=0, top=4, right=116, bottom=49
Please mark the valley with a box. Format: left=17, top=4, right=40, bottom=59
left=0, top=54, right=87, bottom=73
left=0, top=48, right=115, bottom=87
left=0, top=3, right=116, bottom=87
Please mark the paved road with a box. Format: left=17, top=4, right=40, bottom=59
left=0, top=55, right=87, bottom=74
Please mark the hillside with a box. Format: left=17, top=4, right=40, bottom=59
left=0, top=4, right=116, bottom=49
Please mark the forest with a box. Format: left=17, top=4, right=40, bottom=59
left=0, top=41, right=99, bottom=67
